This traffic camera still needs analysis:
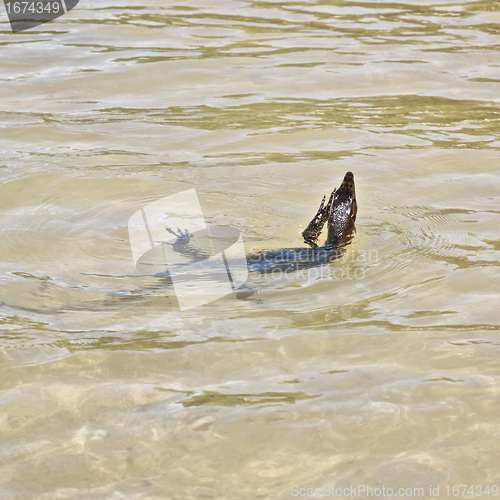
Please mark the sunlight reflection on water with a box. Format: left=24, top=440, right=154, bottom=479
left=1, top=0, right=500, bottom=497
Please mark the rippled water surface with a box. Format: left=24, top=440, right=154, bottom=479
left=1, top=0, right=500, bottom=498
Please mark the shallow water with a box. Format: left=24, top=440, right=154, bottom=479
left=1, top=0, right=500, bottom=498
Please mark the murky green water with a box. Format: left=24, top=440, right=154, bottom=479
left=1, top=0, right=500, bottom=498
